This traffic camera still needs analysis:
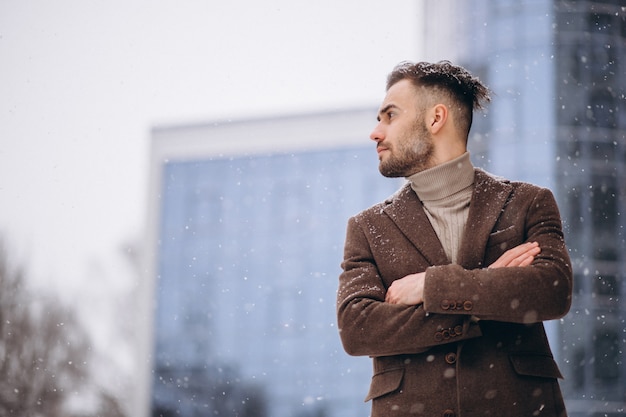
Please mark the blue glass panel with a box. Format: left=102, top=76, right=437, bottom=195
left=152, top=146, right=401, bottom=417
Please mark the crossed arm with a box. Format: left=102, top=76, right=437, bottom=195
left=338, top=186, right=572, bottom=357
left=385, top=241, right=541, bottom=305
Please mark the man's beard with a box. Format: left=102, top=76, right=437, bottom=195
left=379, top=120, right=434, bottom=178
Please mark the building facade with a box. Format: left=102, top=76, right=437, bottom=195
left=139, top=110, right=403, bottom=417
left=422, top=1, right=626, bottom=415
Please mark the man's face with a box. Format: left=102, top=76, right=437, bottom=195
left=370, top=79, right=434, bottom=178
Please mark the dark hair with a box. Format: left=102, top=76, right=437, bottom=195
left=386, top=60, right=491, bottom=134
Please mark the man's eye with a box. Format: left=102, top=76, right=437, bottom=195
left=387, top=112, right=396, bottom=119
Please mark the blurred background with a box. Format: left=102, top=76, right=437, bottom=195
left=1, top=1, right=625, bottom=416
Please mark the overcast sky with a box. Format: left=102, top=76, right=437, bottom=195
left=0, top=1, right=422, bottom=298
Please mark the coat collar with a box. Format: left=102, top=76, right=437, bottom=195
left=382, top=168, right=513, bottom=269
left=382, top=183, right=449, bottom=266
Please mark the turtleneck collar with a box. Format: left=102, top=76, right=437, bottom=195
left=407, top=152, right=474, bottom=201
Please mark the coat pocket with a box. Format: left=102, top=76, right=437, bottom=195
left=364, top=366, right=405, bottom=402
left=509, top=353, right=564, bottom=379
left=487, top=225, right=518, bottom=248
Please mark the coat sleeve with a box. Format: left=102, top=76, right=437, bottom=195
left=336, top=215, right=483, bottom=358
left=423, top=187, right=573, bottom=323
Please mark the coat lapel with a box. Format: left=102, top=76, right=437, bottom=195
left=457, top=169, right=513, bottom=269
left=382, top=183, right=449, bottom=266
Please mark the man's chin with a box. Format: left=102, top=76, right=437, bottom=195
left=379, top=166, right=404, bottom=178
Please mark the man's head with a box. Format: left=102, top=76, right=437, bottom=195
left=371, top=61, right=490, bottom=178
left=386, top=61, right=490, bottom=136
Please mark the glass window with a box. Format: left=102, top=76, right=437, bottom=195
left=566, top=186, right=583, bottom=235
left=594, top=329, right=620, bottom=380
left=573, top=272, right=585, bottom=295
left=587, top=12, right=613, bottom=34
left=591, top=176, right=617, bottom=232
left=593, top=274, right=618, bottom=296
left=573, top=348, right=586, bottom=389
left=589, top=44, right=617, bottom=83
left=585, top=89, right=616, bottom=128
left=591, top=140, right=617, bottom=160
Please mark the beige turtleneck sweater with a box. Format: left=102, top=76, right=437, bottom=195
left=407, top=152, right=475, bottom=264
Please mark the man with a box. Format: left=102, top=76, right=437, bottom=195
left=336, top=61, right=572, bottom=417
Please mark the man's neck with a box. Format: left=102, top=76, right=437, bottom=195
left=407, top=152, right=474, bottom=202
left=429, top=143, right=467, bottom=167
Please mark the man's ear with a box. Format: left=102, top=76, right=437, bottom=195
left=429, top=104, right=448, bottom=135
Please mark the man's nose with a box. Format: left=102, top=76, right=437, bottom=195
left=370, top=123, right=384, bottom=142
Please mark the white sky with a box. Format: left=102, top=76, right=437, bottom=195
left=0, top=1, right=421, bottom=298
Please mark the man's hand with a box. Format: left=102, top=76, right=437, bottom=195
left=385, top=272, right=425, bottom=305
left=488, top=241, right=540, bottom=269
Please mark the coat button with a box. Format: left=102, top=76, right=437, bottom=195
left=463, top=301, right=473, bottom=311
left=445, top=352, right=457, bottom=364
left=453, top=325, right=463, bottom=336
left=442, top=409, right=455, bottom=417
left=434, top=331, right=443, bottom=342
left=441, top=300, right=451, bottom=310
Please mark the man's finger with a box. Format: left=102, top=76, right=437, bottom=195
left=489, top=242, right=540, bottom=268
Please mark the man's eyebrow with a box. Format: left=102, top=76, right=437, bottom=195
left=377, top=104, right=399, bottom=121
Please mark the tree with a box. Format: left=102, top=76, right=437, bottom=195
left=0, top=239, right=126, bottom=417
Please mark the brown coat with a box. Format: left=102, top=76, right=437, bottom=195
left=337, top=168, right=572, bottom=417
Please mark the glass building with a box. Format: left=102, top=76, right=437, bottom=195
left=422, top=1, right=626, bottom=415
left=139, top=110, right=403, bottom=417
